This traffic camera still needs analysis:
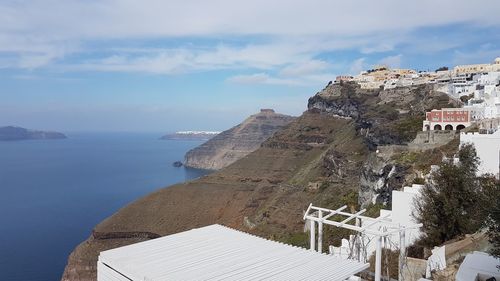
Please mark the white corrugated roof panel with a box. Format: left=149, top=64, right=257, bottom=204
left=98, top=224, right=369, bottom=281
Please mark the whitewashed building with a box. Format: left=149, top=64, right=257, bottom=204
left=362, top=184, right=423, bottom=256
left=460, top=129, right=500, bottom=178
left=456, top=251, right=500, bottom=281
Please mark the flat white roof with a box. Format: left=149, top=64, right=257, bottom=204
left=98, top=224, right=369, bottom=281
left=456, top=251, right=500, bottom=281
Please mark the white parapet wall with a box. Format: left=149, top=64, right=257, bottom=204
left=460, top=129, right=500, bottom=178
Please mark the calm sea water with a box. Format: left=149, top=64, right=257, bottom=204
left=0, top=133, right=210, bottom=281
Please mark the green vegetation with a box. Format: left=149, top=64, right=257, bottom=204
left=278, top=232, right=309, bottom=248
left=341, top=190, right=359, bottom=212
left=435, top=66, right=449, bottom=72
left=485, top=179, right=500, bottom=259
left=393, top=151, right=419, bottom=166
left=415, top=144, right=500, bottom=247
left=368, top=249, right=399, bottom=280
left=412, top=177, right=425, bottom=185
left=372, top=103, right=399, bottom=120
left=318, top=181, right=329, bottom=192
left=460, top=93, right=474, bottom=104
left=323, top=223, right=353, bottom=248
left=364, top=203, right=385, bottom=218
left=392, top=115, right=425, bottom=142
left=392, top=138, right=460, bottom=174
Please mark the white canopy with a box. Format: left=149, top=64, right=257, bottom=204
left=98, top=224, right=369, bottom=281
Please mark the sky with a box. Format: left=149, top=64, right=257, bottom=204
left=1, top=0, right=500, bottom=132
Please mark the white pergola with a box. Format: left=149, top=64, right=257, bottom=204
left=303, top=204, right=422, bottom=281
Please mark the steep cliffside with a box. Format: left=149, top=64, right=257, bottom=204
left=62, top=82, right=459, bottom=281
left=308, top=82, right=460, bottom=206
left=184, top=109, right=295, bottom=170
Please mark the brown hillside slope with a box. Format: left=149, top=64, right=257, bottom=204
left=62, top=112, right=367, bottom=281
left=62, top=82, right=458, bottom=281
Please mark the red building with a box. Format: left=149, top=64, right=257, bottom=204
left=423, top=108, right=471, bottom=131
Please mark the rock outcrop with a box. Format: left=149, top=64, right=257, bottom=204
left=61, top=82, right=460, bottom=281
left=184, top=109, right=295, bottom=170
left=0, top=126, right=67, bottom=141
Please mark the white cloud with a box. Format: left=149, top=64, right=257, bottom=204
left=378, top=54, right=402, bottom=68
left=360, top=43, right=395, bottom=54
left=279, top=60, right=330, bottom=77
left=3, top=0, right=500, bottom=39
left=0, top=0, right=499, bottom=72
left=452, top=45, right=500, bottom=65
left=18, top=53, right=60, bottom=69
left=64, top=43, right=316, bottom=74
left=227, top=73, right=302, bottom=86
left=349, top=58, right=366, bottom=75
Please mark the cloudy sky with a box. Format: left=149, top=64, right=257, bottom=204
left=1, top=0, right=500, bottom=132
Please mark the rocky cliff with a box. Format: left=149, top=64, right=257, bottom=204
left=184, top=109, right=295, bottom=170
left=61, top=82, right=459, bottom=281
left=308, top=82, right=460, bottom=206
left=0, top=126, right=67, bottom=141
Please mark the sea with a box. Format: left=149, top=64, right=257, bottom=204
left=0, top=132, right=211, bottom=281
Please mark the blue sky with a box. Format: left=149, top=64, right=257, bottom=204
left=1, top=0, right=500, bottom=132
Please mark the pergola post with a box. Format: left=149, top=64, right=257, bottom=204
left=318, top=210, right=323, bottom=253
left=375, top=236, right=382, bottom=281
left=399, top=229, right=406, bottom=281
left=310, top=219, right=316, bottom=251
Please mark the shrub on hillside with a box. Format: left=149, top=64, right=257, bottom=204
left=414, top=144, right=499, bottom=247
left=484, top=178, right=500, bottom=259
left=392, top=115, right=425, bottom=142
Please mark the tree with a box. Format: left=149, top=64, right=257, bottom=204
left=485, top=179, right=500, bottom=259
left=460, top=93, right=474, bottom=104
left=435, top=66, right=449, bottom=72
left=414, top=144, right=490, bottom=247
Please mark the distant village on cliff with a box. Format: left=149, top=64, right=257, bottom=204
left=334, top=57, right=500, bottom=178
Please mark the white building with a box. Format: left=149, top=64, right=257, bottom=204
left=330, top=184, right=424, bottom=259
left=362, top=184, right=423, bottom=255
left=456, top=251, right=500, bottom=281
left=460, top=129, right=500, bottom=178
left=453, top=57, right=500, bottom=74
left=476, top=71, right=500, bottom=85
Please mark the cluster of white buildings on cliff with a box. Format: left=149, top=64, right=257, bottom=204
left=337, top=58, right=500, bottom=122
left=336, top=57, right=500, bottom=92
left=336, top=57, right=500, bottom=128
left=337, top=57, right=500, bottom=178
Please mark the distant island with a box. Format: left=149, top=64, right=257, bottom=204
left=160, top=131, right=220, bottom=141
left=0, top=126, right=67, bottom=141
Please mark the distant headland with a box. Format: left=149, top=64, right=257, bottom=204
left=160, top=131, right=220, bottom=141
left=0, top=126, right=67, bottom=141
left=184, top=109, right=296, bottom=170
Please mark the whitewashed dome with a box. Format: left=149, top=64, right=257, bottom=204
left=495, top=57, right=500, bottom=64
